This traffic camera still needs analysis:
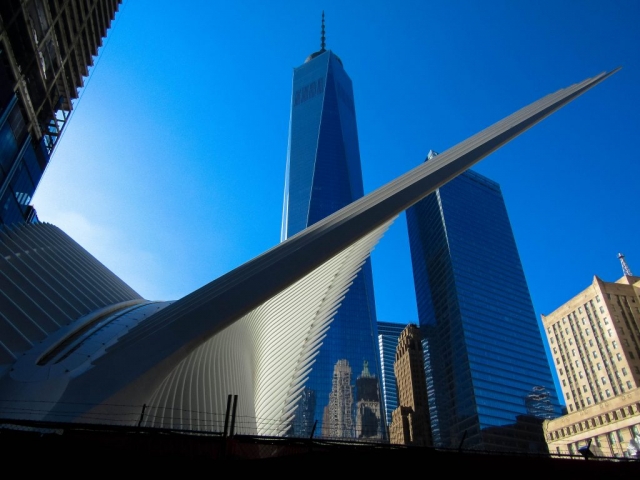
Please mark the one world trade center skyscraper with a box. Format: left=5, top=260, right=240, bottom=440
left=281, top=16, right=384, bottom=440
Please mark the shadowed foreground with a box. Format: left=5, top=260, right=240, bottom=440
left=1, top=419, right=637, bottom=476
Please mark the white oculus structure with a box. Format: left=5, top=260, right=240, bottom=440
left=0, top=69, right=619, bottom=436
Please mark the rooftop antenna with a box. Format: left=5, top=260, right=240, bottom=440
left=320, top=11, right=326, bottom=52
left=618, top=253, right=633, bottom=276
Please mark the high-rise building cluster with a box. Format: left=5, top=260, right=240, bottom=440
left=0, top=9, right=620, bottom=457
left=0, top=0, right=121, bottom=226
left=541, top=263, right=640, bottom=458
left=280, top=18, right=559, bottom=449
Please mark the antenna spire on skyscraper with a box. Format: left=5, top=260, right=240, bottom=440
left=618, top=253, right=633, bottom=276
left=321, top=11, right=326, bottom=52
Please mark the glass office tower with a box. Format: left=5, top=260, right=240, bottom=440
left=378, top=321, right=407, bottom=429
left=406, top=152, right=561, bottom=452
left=281, top=42, right=383, bottom=440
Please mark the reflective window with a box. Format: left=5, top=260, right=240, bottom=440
left=406, top=162, right=561, bottom=450
left=285, top=53, right=382, bottom=440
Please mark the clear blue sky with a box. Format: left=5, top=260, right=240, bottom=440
left=33, top=1, right=639, bottom=336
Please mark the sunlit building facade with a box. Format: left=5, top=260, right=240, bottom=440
left=389, top=324, right=432, bottom=446
left=406, top=153, right=562, bottom=452
left=541, top=274, right=640, bottom=458
left=281, top=38, right=383, bottom=438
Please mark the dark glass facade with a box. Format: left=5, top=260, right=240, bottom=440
left=0, top=95, right=47, bottom=226
left=282, top=49, right=383, bottom=439
left=406, top=159, right=562, bottom=452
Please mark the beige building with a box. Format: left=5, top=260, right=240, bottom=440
left=543, top=388, right=640, bottom=457
left=541, top=273, right=640, bottom=458
left=389, top=324, right=432, bottom=446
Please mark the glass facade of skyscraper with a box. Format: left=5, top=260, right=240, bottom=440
left=282, top=49, right=384, bottom=440
left=406, top=160, right=562, bottom=452
left=378, top=321, right=407, bottom=429
left=0, top=95, right=46, bottom=225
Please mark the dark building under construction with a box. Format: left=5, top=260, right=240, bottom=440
left=0, top=0, right=121, bottom=225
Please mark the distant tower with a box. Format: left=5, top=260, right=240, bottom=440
left=389, top=324, right=432, bottom=446
left=377, top=321, right=407, bottom=428
left=282, top=14, right=383, bottom=439
left=618, top=253, right=633, bottom=276
left=320, top=11, right=326, bottom=51
left=322, top=359, right=354, bottom=438
left=355, top=360, right=382, bottom=439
